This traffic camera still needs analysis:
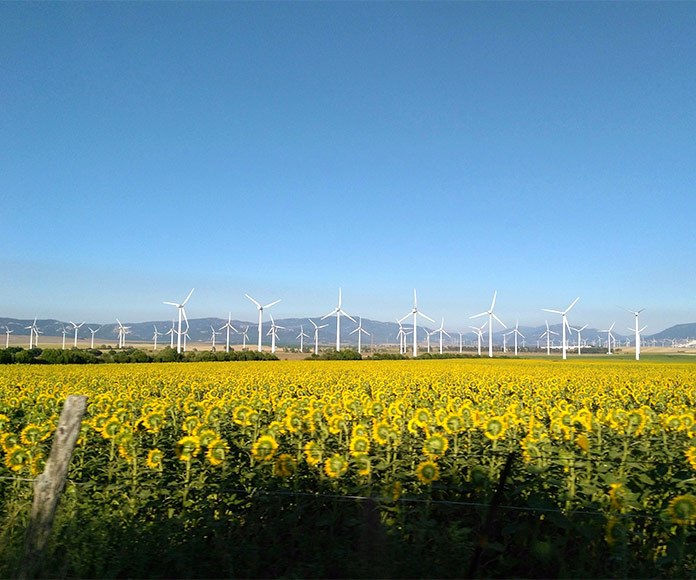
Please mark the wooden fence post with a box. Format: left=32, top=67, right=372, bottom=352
left=18, top=394, right=88, bottom=580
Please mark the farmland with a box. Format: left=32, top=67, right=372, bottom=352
left=2, top=359, right=696, bottom=578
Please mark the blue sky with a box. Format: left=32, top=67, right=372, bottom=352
left=1, top=2, right=695, bottom=333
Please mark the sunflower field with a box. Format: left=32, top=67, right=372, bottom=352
left=1, top=359, right=695, bottom=578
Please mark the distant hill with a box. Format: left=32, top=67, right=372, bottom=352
left=646, top=323, right=696, bottom=341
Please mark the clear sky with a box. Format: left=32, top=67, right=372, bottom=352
left=2, top=2, right=695, bottom=334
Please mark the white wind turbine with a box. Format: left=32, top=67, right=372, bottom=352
left=165, top=320, right=176, bottom=349
left=266, top=314, right=286, bottom=354
left=470, top=321, right=488, bottom=356
left=209, top=326, right=220, bottom=351
left=571, top=324, right=588, bottom=355
left=542, top=297, right=579, bottom=360
left=457, top=331, right=463, bottom=353
left=25, top=318, right=38, bottom=349
left=509, top=320, right=525, bottom=356
left=308, top=319, right=327, bottom=355
left=425, top=327, right=433, bottom=353
left=296, top=325, right=310, bottom=353
left=241, top=325, right=250, bottom=350
left=163, top=288, right=195, bottom=354
left=152, top=325, right=163, bottom=350
left=396, top=320, right=407, bottom=354
left=539, top=320, right=558, bottom=355
left=350, top=317, right=370, bottom=354
left=600, top=323, right=616, bottom=354
left=88, top=326, right=101, bottom=349
left=5, top=326, right=13, bottom=348
left=432, top=318, right=451, bottom=354
left=623, top=308, right=646, bottom=361
left=321, top=288, right=355, bottom=352
left=470, top=291, right=506, bottom=357
left=399, top=289, right=434, bottom=357
left=219, top=313, right=238, bottom=353
left=60, top=326, right=68, bottom=349
left=116, top=319, right=130, bottom=348
left=246, top=294, right=281, bottom=352
left=69, top=321, right=85, bottom=348
left=183, top=330, right=190, bottom=352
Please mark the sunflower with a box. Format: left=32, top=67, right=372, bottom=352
left=353, top=453, right=371, bottom=476
left=304, top=441, right=322, bottom=466
left=668, top=494, right=696, bottom=525
left=351, top=423, right=370, bottom=439
left=686, top=447, right=696, bottom=471
left=274, top=453, right=296, bottom=477
left=175, top=435, right=201, bottom=462
left=182, top=415, right=200, bottom=434
left=142, top=410, right=165, bottom=433
left=20, top=424, right=42, bottom=445
left=100, top=416, right=122, bottom=439
left=483, top=416, right=506, bottom=441
left=1, top=432, right=19, bottom=452
left=30, top=451, right=45, bottom=476
left=207, top=439, right=230, bottom=467
left=324, top=454, right=348, bottom=478
left=415, top=460, right=440, bottom=485
left=232, top=405, right=252, bottom=426
left=442, top=414, right=463, bottom=435
left=251, top=434, right=278, bottom=461
left=575, top=433, right=590, bottom=454
left=422, top=434, right=449, bottom=458
left=328, top=415, right=347, bottom=435
left=413, top=408, right=431, bottom=428
left=0, top=414, right=10, bottom=432
left=5, top=446, right=29, bottom=472
left=349, top=435, right=370, bottom=457
left=285, top=411, right=302, bottom=434
left=196, top=428, right=218, bottom=447
left=609, top=483, right=627, bottom=510
left=372, top=420, right=391, bottom=445
left=146, top=448, right=164, bottom=470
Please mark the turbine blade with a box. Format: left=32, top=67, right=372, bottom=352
left=182, top=288, right=195, bottom=306
left=163, top=301, right=178, bottom=307
left=245, top=294, right=261, bottom=308
left=418, top=312, right=435, bottom=323
left=263, top=299, right=281, bottom=309
left=492, top=313, right=507, bottom=328
left=470, top=312, right=487, bottom=319
left=490, top=290, right=497, bottom=311
left=565, top=297, right=579, bottom=312
left=541, top=309, right=562, bottom=314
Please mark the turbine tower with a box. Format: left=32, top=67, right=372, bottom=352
left=165, top=320, right=176, bottom=349
left=321, top=288, right=355, bottom=352
left=399, top=289, right=434, bottom=357
left=246, top=294, right=281, bottom=352
left=624, top=308, right=646, bottom=361
left=25, top=318, right=38, bottom=349
left=470, top=321, right=488, bottom=356
left=542, top=297, right=579, bottom=360
left=209, top=326, right=220, bottom=351
left=349, top=317, right=370, bottom=354
left=266, top=314, right=286, bottom=354
left=509, top=320, right=525, bottom=356
left=241, top=325, right=250, bottom=350
left=60, top=326, right=68, bottom=350
left=219, top=313, right=238, bottom=353
left=296, top=325, right=310, bottom=353
left=600, top=323, right=616, bottom=355
left=5, top=326, right=13, bottom=348
left=539, top=320, right=558, bottom=355
left=88, top=326, right=101, bottom=349
left=432, top=318, right=451, bottom=354
left=470, top=291, right=506, bottom=357
left=69, top=321, right=85, bottom=348
left=163, top=288, right=195, bottom=354
left=152, top=325, right=162, bottom=350
left=571, top=324, right=588, bottom=355
left=309, top=319, right=328, bottom=355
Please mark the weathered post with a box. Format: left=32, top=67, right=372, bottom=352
left=19, top=394, right=88, bottom=580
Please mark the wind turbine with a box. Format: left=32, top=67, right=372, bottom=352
left=432, top=318, right=450, bottom=354
left=539, top=320, right=558, bottom=355
left=571, top=324, right=588, bottom=355
left=308, top=319, right=327, bottom=355
left=69, top=321, right=85, bottom=348
left=600, top=323, right=616, bottom=354
left=219, top=313, right=238, bottom=353
left=165, top=320, right=176, bottom=349
left=457, top=331, right=463, bottom=353
left=321, top=288, right=355, bottom=352
left=60, top=326, right=68, bottom=350
left=425, top=327, right=433, bottom=353
left=623, top=308, right=646, bottom=361
left=241, top=325, right=250, bottom=350
left=398, top=289, right=434, bottom=357
left=266, top=314, right=286, bottom=354
left=163, top=288, right=195, bottom=354
left=88, top=326, right=101, bottom=349
left=209, top=326, right=220, bottom=351
left=470, top=321, right=488, bottom=356
left=5, top=326, right=13, bottom=348
left=509, top=320, right=525, bottom=356
left=350, top=317, right=370, bottom=354
left=542, top=298, right=579, bottom=360
left=152, top=325, right=163, bottom=350
left=25, top=318, right=38, bottom=348
left=470, top=291, right=506, bottom=357
left=246, top=294, right=281, bottom=352
left=183, top=330, right=190, bottom=352
left=396, top=320, right=407, bottom=354
left=296, top=325, right=310, bottom=353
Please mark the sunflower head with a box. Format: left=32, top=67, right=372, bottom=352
left=668, top=494, right=696, bottom=525
left=353, top=453, right=371, bottom=477
left=274, top=453, right=296, bottom=477
left=442, top=414, right=463, bottom=435
left=175, top=435, right=201, bottom=462
left=101, top=417, right=122, bottom=439
left=20, top=424, right=42, bottom=445
left=304, top=441, right=322, bottom=466
left=251, top=435, right=278, bottom=461
left=422, top=434, right=449, bottom=458
left=416, top=460, right=440, bottom=485
left=349, top=435, right=370, bottom=457
left=142, top=410, right=165, bottom=433
left=686, top=447, right=696, bottom=471
left=207, top=439, right=230, bottom=466
left=146, top=448, right=164, bottom=470
left=484, top=417, right=506, bottom=441
left=196, top=428, right=218, bottom=447
left=5, top=446, right=30, bottom=472
left=324, top=454, right=348, bottom=479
